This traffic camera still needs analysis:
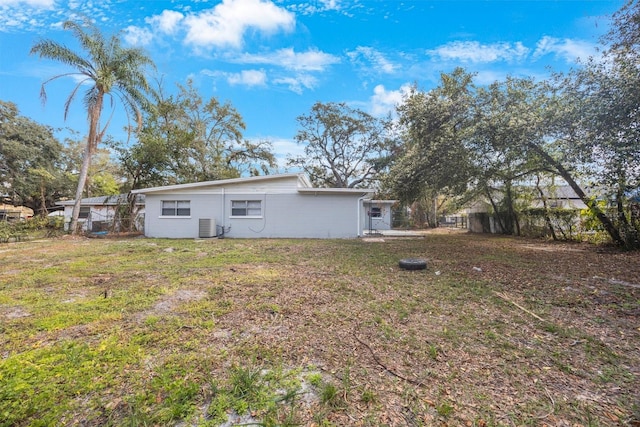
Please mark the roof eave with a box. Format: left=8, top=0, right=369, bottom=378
left=297, top=188, right=375, bottom=196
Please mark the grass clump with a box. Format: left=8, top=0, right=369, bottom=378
left=204, top=364, right=305, bottom=426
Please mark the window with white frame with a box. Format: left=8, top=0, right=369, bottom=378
left=369, top=207, right=382, bottom=218
left=161, top=200, right=190, bottom=216
left=231, top=200, right=262, bottom=217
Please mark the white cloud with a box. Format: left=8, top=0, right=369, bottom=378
left=227, top=69, right=267, bottom=86
left=347, top=46, right=398, bottom=74
left=267, top=137, right=305, bottom=169
left=183, top=0, right=295, bottom=49
left=0, top=0, right=54, bottom=6
left=146, top=10, right=184, bottom=34
left=123, top=26, right=154, bottom=46
left=272, top=74, right=317, bottom=94
left=235, top=47, right=340, bottom=71
left=271, top=137, right=303, bottom=157
left=533, top=36, right=598, bottom=63
left=204, top=64, right=318, bottom=94
left=121, top=10, right=184, bottom=48
left=370, top=83, right=412, bottom=117
left=427, top=41, right=530, bottom=63
left=319, top=0, right=340, bottom=10
left=0, top=0, right=55, bottom=30
left=289, top=0, right=352, bottom=17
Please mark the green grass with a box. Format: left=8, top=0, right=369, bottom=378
left=1, top=335, right=140, bottom=426
left=1, top=234, right=638, bottom=426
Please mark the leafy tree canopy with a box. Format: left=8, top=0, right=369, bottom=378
left=115, top=79, right=276, bottom=188
left=0, top=100, right=72, bottom=215
left=386, top=69, right=476, bottom=202
left=288, top=102, right=394, bottom=188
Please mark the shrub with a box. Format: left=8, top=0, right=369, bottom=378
left=0, top=216, right=64, bottom=243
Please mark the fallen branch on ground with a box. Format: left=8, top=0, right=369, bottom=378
left=493, top=291, right=546, bottom=323
left=352, top=328, right=424, bottom=387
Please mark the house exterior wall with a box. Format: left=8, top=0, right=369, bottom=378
left=143, top=193, right=222, bottom=238
left=143, top=191, right=364, bottom=239
left=362, top=201, right=394, bottom=231
left=248, top=193, right=361, bottom=238
left=62, top=205, right=116, bottom=231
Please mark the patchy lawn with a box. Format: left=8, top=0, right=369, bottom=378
left=0, top=231, right=638, bottom=426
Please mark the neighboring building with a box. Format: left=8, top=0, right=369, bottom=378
left=132, top=173, right=375, bottom=239
left=463, top=184, right=593, bottom=234
left=0, top=204, right=33, bottom=221
left=531, top=185, right=588, bottom=210
left=56, top=194, right=145, bottom=232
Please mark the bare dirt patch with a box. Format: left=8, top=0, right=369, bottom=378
left=0, top=305, right=31, bottom=319
left=152, top=289, right=207, bottom=314
left=134, top=289, right=208, bottom=322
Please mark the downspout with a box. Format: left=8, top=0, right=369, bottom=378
left=357, top=194, right=368, bottom=237
left=221, top=187, right=225, bottom=228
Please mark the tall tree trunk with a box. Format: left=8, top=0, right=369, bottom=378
left=127, top=191, right=138, bottom=232
left=535, top=175, right=558, bottom=240
left=432, top=196, right=439, bottom=228
left=616, top=178, right=630, bottom=227
left=486, top=188, right=506, bottom=234
left=529, top=144, right=624, bottom=246
left=39, top=180, right=48, bottom=217
left=505, top=181, right=520, bottom=236
left=69, top=93, right=103, bottom=235
left=69, top=143, right=93, bottom=234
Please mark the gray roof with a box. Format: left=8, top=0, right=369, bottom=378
left=56, top=193, right=145, bottom=206
left=541, top=186, right=579, bottom=199
left=539, top=185, right=601, bottom=200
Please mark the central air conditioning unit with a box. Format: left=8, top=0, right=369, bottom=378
left=198, top=218, right=216, bottom=238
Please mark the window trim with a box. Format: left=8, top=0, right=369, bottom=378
left=160, top=200, right=191, bottom=218
left=230, top=200, right=263, bottom=218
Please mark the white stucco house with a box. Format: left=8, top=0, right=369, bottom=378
left=131, top=173, right=378, bottom=239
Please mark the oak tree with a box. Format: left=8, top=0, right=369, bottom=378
left=289, top=102, right=393, bottom=188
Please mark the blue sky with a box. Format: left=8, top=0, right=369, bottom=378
left=0, top=0, right=624, bottom=169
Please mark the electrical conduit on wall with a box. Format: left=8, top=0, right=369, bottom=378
left=357, top=194, right=368, bottom=237
left=249, top=194, right=267, bottom=234
left=220, top=187, right=225, bottom=236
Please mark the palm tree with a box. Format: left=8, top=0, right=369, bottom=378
left=31, top=19, right=154, bottom=234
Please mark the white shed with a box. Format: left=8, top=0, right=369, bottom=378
left=132, top=173, right=375, bottom=239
